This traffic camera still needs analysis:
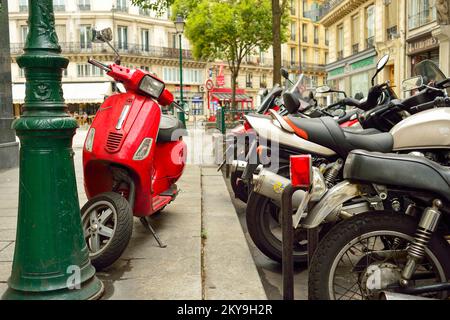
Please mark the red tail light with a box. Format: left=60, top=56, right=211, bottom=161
left=290, top=155, right=312, bottom=188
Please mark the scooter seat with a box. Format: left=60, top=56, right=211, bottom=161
left=344, top=150, right=450, bottom=202
left=158, top=115, right=187, bottom=143
left=285, top=116, right=393, bottom=158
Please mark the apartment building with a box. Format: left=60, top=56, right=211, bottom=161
left=320, top=0, right=407, bottom=97
left=284, top=0, right=329, bottom=88
left=8, top=0, right=274, bottom=120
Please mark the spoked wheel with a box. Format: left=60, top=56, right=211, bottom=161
left=309, top=211, right=450, bottom=300
left=81, top=192, right=133, bottom=270
left=246, top=192, right=310, bottom=264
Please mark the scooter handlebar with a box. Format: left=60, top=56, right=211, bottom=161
left=88, top=58, right=112, bottom=72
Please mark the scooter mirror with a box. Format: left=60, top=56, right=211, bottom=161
left=377, top=54, right=390, bottom=71
left=315, top=86, right=331, bottom=94
left=402, top=76, right=424, bottom=92
left=92, top=28, right=113, bottom=43
left=280, top=68, right=290, bottom=80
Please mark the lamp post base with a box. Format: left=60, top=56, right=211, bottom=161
left=2, top=276, right=104, bottom=301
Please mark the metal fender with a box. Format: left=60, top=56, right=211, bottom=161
left=301, top=181, right=362, bottom=229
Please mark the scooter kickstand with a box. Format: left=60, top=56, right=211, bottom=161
left=140, top=217, right=167, bottom=248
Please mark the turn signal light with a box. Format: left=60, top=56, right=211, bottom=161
left=290, top=155, right=312, bottom=188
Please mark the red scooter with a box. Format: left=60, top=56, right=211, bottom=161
left=81, top=29, right=187, bottom=270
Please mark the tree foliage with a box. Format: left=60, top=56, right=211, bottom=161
left=130, top=0, right=174, bottom=16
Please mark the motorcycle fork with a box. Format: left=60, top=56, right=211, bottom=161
left=401, top=199, right=443, bottom=286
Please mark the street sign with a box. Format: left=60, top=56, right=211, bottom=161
left=206, top=79, right=214, bottom=91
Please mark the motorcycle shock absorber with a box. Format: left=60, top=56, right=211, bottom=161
left=401, top=199, right=442, bottom=285
left=324, top=159, right=344, bottom=188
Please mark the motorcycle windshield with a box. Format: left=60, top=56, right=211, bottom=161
left=414, top=60, right=449, bottom=95
left=257, top=84, right=281, bottom=113
left=285, top=74, right=313, bottom=111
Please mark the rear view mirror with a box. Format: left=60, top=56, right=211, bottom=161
left=316, top=86, right=331, bottom=94
left=377, top=54, right=390, bottom=71
left=402, top=76, right=424, bottom=92
left=92, top=28, right=113, bottom=43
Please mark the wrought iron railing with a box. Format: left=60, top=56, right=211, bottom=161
left=352, top=43, right=359, bottom=55
left=366, top=37, right=375, bottom=49
left=387, top=25, right=398, bottom=41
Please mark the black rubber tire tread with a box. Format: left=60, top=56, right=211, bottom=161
left=81, top=192, right=133, bottom=270
left=308, top=211, right=450, bottom=300
left=246, top=192, right=307, bottom=264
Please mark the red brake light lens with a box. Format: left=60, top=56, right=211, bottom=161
left=290, top=155, right=312, bottom=188
left=243, top=120, right=252, bottom=131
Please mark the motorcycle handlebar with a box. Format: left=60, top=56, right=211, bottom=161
left=411, top=97, right=450, bottom=113
left=88, top=58, right=112, bottom=72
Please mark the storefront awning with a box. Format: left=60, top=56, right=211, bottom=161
left=211, top=93, right=253, bottom=102
left=13, top=82, right=112, bottom=104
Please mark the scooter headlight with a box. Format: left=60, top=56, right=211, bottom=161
left=139, top=75, right=165, bottom=99
left=133, top=138, right=153, bottom=161
left=85, top=128, right=96, bottom=152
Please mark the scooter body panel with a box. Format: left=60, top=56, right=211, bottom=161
left=83, top=91, right=185, bottom=217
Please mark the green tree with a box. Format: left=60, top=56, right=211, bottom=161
left=184, top=0, right=273, bottom=108
left=130, top=0, right=173, bottom=15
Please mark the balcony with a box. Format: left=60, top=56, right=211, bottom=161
left=246, top=81, right=253, bottom=89
left=115, top=5, right=129, bottom=13
left=19, top=5, right=28, bottom=12
left=282, top=60, right=326, bottom=73
left=337, top=50, right=344, bottom=60
left=319, top=0, right=372, bottom=26
left=387, top=25, right=398, bottom=41
left=366, top=36, right=375, bottom=49
left=302, top=36, right=308, bottom=43
left=139, top=8, right=151, bottom=16
left=352, top=43, right=359, bottom=55
left=10, top=42, right=196, bottom=61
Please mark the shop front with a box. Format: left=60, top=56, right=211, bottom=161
left=407, top=33, right=440, bottom=76
left=207, top=88, right=253, bottom=122
left=326, top=49, right=378, bottom=100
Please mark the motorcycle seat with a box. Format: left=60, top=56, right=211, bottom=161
left=157, top=115, right=187, bottom=143
left=344, top=150, right=450, bottom=202
left=285, top=116, right=393, bottom=158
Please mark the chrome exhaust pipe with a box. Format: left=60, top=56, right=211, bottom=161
left=380, top=292, right=435, bottom=300
left=252, top=169, right=306, bottom=207
left=230, top=160, right=248, bottom=177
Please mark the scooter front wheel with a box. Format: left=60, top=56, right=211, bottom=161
left=81, top=192, right=133, bottom=270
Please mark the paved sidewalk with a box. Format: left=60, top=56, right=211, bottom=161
left=0, top=130, right=265, bottom=300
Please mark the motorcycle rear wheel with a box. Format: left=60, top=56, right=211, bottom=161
left=308, top=211, right=450, bottom=300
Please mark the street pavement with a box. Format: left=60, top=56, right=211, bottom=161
left=0, top=127, right=266, bottom=300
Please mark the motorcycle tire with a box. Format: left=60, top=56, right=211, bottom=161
left=246, top=192, right=308, bottom=264
left=81, top=192, right=133, bottom=270
left=308, top=211, right=450, bottom=300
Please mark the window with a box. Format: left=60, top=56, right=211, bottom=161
left=53, top=0, right=65, bottom=11
left=80, top=25, right=92, bottom=49
left=302, top=48, right=307, bottom=64
left=290, top=47, right=297, bottom=65
left=162, top=67, right=204, bottom=84
left=314, top=26, right=319, bottom=45
left=78, top=0, right=91, bottom=11
left=314, top=50, right=319, bottom=64
left=302, top=24, right=308, bottom=42
left=20, top=26, right=28, bottom=44
left=366, top=5, right=375, bottom=49
left=261, top=74, right=267, bottom=88
left=337, top=24, right=344, bottom=59
left=352, top=15, right=360, bottom=53
left=117, top=26, right=128, bottom=50
left=116, top=0, right=128, bottom=12
left=325, top=28, right=329, bottom=46
left=141, top=29, right=150, bottom=52
left=77, top=64, right=104, bottom=77
left=290, top=23, right=297, bottom=41
left=325, top=52, right=329, bottom=64
left=19, top=0, right=27, bottom=12
left=290, top=0, right=296, bottom=15
left=387, top=0, right=399, bottom=40
left=408, top=0, right=436, bottom=29
left=246, top=74, right=253, bottom=88
left=55, top=25, right=66, bottom=44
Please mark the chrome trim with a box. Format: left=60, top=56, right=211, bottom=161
left=116, top=104, right=131, bottom=130
left=268, top=109, right=294, bottom=133
left=301, top=181, right=361, bottom=229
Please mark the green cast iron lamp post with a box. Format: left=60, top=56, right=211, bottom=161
left=174, top=14, right=186, bottom=127
left=2, top=0, right=103, bottom=300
